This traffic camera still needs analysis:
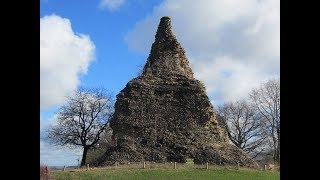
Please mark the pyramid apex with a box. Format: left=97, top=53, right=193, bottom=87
left=161, top=16, right=171, bottom=20
left=142, top=17, right=194, bottom=79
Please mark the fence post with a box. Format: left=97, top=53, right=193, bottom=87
left=237, top=162, right=240, bottom=170
left=174, top=162, right=177, bottom=169
left=87, top=164, right=90, bottom=170
left=264, top=164, right=267, bottom=171
left=63, top=166, right=66, bottom=171
left=143, top=162, right=146, bottom=169
left=206, top=162, right=209, bottom=169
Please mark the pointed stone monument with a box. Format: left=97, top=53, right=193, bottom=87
left=96, top=17, right=257, bottom=168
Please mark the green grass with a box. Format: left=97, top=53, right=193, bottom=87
left=52, top=167, right=279, bottom=180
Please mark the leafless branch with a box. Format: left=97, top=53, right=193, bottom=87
left=45, top=87, right=114, bottom=166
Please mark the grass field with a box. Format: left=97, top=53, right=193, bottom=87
left=51, top=167, right=280, bottom=180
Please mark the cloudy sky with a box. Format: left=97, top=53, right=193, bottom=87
left=40, top=0, right=279, bottom=166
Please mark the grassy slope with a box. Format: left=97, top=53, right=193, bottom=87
left=52, top=168, right=279, bottom=180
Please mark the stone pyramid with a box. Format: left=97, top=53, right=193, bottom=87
left=96, top=17, right=257, bottom=167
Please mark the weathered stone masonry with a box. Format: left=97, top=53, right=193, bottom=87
left=96, top=16, right=257, bottom=168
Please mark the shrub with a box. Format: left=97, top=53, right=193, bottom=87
left=40, top=164, right=50, bottom=180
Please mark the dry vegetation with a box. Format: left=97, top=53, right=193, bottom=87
left=40, top=164, right=50, bottom=180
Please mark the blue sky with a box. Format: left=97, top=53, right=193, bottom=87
left=40, top=0, right=279, bottom=166
left=41, top=0, right=163, bottom=98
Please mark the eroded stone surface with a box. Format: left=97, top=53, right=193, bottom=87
left=96, top=17, right=257, bottom=168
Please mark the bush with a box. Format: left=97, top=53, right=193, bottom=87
left=40, top=164, right=50, bottom=180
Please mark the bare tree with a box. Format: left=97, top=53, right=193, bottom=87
left=45, top=88, right=114, bottom=166
left=249, top=78, right=280, bottom=164
left=217, top=100, right=267, bottom=158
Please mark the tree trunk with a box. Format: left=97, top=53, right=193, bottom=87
left=81, top=146, right=89, bottom=167
left=272, top=132, right=277, bottom=164
left=276, top=126, right=280, bottom=164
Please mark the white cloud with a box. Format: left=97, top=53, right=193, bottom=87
left=40, top=14, right=95, bottom=110
left=40, top=140, right=82, bottom=166
left=125, top=0, right=279, bottom=106
left=99, top=0, right=125, bottom=11
left=193, top=56, right=276, bottom=105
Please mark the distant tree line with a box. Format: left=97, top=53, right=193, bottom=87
left=217, top=78, right=280, bottom=165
